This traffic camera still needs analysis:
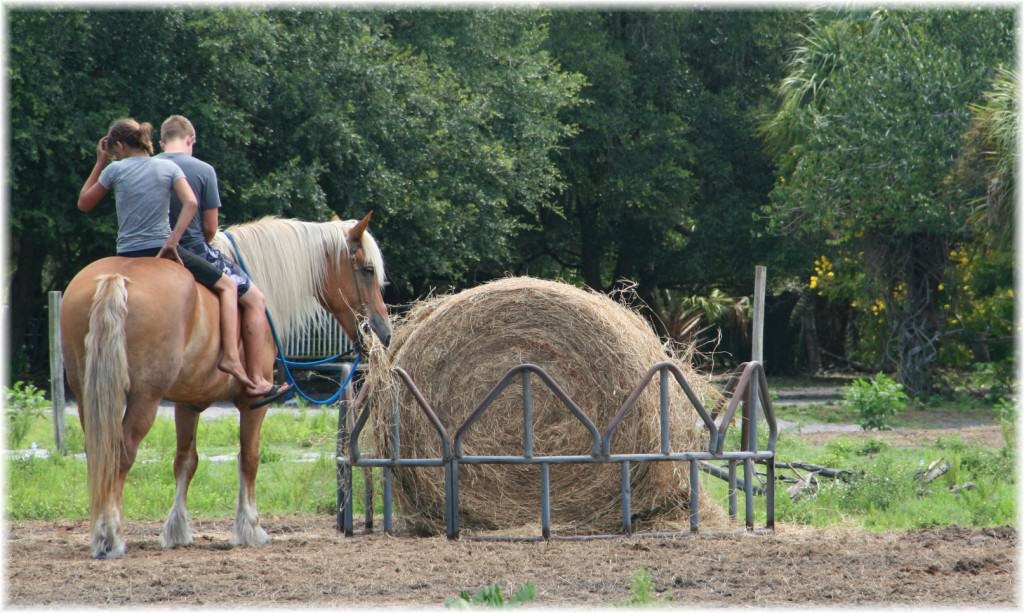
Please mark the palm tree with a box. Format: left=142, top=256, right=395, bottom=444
left=962, top=66, right=1016, bottom=249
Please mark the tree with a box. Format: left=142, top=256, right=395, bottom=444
left=6, top=9, right=582, bottom=382
left=526, top=11, right=798, bottom=329
left=940, top=67, right=1017, bottom=367
left=761, top=9, right=1015, bottom=395
left=958, top=66, right=1016, bottom=250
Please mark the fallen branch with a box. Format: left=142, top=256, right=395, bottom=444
left=915, top=458, right=950, bottom=485
left=785, top=472, right=819, bottom=502
left=696, top=461, right=765, bottom=495
left=775, top=462, right=856, bottom=480
left=950, top=481, right=976, bottom=494
left=699, top=460, right=853, bottom=482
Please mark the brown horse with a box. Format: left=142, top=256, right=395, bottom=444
left=61, top=213, right=391, bottom=559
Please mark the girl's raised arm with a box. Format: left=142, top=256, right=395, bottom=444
left=78, top=137, right=110, bottom=212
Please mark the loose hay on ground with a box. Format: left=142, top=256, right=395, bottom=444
left=366, top=277, right=729, bottom=534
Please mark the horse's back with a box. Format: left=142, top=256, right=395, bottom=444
left=62, top=257, right=201, bottom=399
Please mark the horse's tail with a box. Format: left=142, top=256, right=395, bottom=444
left=82, top=273, right=131, bottom=524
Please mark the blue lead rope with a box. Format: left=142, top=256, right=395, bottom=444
left=223, top=231, right=360, bottom=406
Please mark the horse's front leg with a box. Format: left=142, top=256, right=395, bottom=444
left=161, top=403, right=205, bottom=548
left=232, top=404, right=271, bottom=546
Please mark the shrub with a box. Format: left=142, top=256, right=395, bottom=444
left=975, top=361, right=1015, bottom=403
left=843, top=373, right=908, bottom=431
left=5, top=381, right=49, bottom=449
left=995, top=397, right=1015, bottom=451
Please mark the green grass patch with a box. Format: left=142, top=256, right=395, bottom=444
left=704, top=429, right=1015, bottom=530
left=620, top=568, right=670, bottom=606
left=445, top=581, right=536, bottom=608
left=6, top=408, right=369, bottom=521
left=7, top=411, right=1015, bottom=531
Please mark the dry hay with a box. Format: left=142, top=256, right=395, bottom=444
left=365, top=277, right=728, bottom=534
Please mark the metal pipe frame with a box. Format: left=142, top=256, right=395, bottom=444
left=338, top=361, right=777, bottom=540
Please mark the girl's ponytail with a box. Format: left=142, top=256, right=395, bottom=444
left=106, top=118, right=153, bottom=155
left=135, top=122, right=154, bottom=155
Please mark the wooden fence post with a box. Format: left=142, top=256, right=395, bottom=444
left=48, top=291, right=66, bottom=455
left=752, top=266, right=767, bottom=421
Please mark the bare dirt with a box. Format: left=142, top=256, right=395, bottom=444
left=793, top=424, right=1005, bottom=448
left=5, top=515, right=1016, bottom=607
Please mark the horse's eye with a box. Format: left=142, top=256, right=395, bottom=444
left=362, top=266, right=375, bottom=276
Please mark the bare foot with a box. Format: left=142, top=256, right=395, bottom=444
left=247, top=382, right=291, bottom=399
left=245, top=379, right=284, bottom=397
left=218, top=357, right=256, bottom=389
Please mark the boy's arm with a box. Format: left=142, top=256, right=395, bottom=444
left=202, top=208, right=219, bottom=243
left=201, top=168, right=223, bottom=243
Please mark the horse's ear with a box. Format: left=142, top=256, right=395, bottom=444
left=348, top=211, right=373, bottom=243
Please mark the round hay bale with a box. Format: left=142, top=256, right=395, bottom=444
left=366, top=277, right=727, bottom=534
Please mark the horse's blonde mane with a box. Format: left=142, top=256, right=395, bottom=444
left=210, top=216, right=386, bottom=341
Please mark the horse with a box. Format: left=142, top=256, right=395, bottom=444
left=60, top=212, right=391, bottom=559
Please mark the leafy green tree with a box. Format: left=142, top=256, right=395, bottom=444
left=939, top=68, right=1017, bottom=368
left=7, top=9, right=582, bottom=381
left=761, top=9, right=1014, bottom=395
left=277, top=9, right=584, bottom=295
left=958, top=66, right=1016, bottom=250
left=525, top=11, right=799, bottom=333
left=8, top=9, right=279, bottom=378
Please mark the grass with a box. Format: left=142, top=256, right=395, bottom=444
left=445, top=582, right=536, bottom=608
left=703, top=425, right=1015, bottom=530
left=620, top=568, right=669, bottom=606
left=6, top=408, right=372, bottom=520
left=6, top=404, right=1015, bottom=530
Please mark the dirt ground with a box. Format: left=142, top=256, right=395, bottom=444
left=7, top=408, right=1013, bottom=607
left=5, top=514, right=1015, bottom=607
left=793, top=424, right=1005, bottom=448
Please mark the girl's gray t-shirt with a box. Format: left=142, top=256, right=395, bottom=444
left=98, top=156, right=185, bottom=253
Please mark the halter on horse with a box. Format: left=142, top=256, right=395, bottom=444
left=61, top=213, right=390, bottom=559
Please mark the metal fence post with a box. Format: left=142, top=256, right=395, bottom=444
left=620, top=461, right=632, bottom=534
left=48, top=291, right=66, bottom=455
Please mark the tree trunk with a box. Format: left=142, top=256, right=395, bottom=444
left=791, top=288, right=822, bottom=374
left=576, top=195, right=604, bottom=291
left=801, top=309, right=823, bottom=374
left=9, top=235, right=46, bottom=380
left=635, top=278, right=669, bottom=337
left=895, top=233, right=947, bottom=397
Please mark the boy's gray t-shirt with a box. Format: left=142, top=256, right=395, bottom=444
left=98, top=156, right=185, bottom=253
left=156, top=152, right=222, bottom=253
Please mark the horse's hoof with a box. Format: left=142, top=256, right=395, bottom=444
left=92, top=542, right=127, bottom=560
left=160, top=517, right=194, bottom=549
left=159, top=535, right=193, bottom=549
left=230, top=524, right=271, bottom=547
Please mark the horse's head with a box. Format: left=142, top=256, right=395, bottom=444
left=322, top=212, right=392, bottom=354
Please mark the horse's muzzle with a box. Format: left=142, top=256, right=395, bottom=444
left=370, top=313, right=392, bottom=348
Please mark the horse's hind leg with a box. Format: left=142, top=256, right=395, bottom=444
left=161, top=403, right=205, bottom=548
left=94, top=392, right=160, bottom=559
left=232, top=405, right=271, bottom=546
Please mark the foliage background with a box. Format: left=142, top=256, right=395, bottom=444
left=5, top=8, right=1015, bottom=397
